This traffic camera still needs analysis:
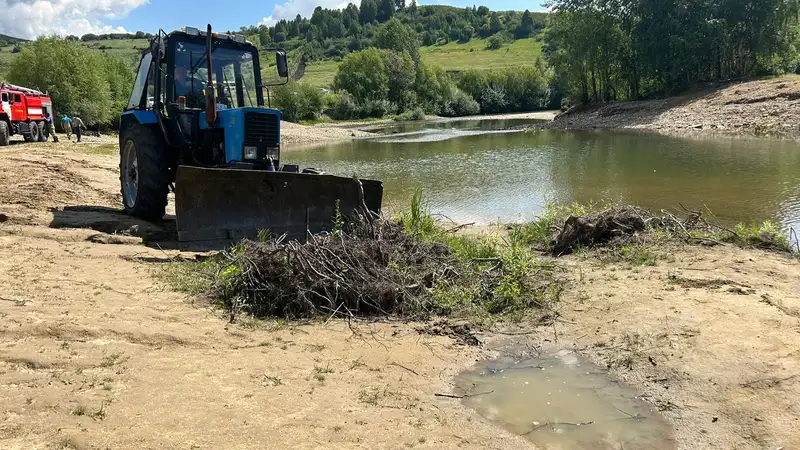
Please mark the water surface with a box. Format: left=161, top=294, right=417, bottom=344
left=285, top=119, right=800, bottom=231
left=455, top=350, right=676, bottom=449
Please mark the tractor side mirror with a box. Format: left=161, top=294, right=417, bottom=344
left=276, top=51, right=288, bottom=79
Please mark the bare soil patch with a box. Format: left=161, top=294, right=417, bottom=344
left=2, top=137, right=800, bottom=449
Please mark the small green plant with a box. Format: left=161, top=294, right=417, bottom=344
left=71, top=404, right=87, bottom=416
left=727, top=220, right=791, bottom=251
left=332, top=199, right=344, bottom=236
left=257, top=228, right=271, bottom=243
left=399, top=189, right=437, bottom=238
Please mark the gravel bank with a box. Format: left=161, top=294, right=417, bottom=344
left=280, top=120, right=373, bottom=148
left=543, top=76, right=800, bottom=139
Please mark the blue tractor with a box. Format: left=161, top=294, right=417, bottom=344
left=119, top=25, right=382, bottom=248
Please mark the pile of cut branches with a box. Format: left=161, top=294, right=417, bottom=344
left=211, top=217, right=460, bottom=319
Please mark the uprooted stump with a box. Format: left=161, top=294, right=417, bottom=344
left=551, top=207, right=648, bottom=255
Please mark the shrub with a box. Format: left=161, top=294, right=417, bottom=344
left=333, top=48, right=389, bottom=103
left=481, top=84, right=508, bottom=113
left=271, top=81, right=324, bottom=122
left=361, top=99, right=397, bottom=118
left=396, top=107, right=426, bottom=121
left=447, top=89, right=480, bottom=116
left=329, top=92, right=363, bottom=120
left=486, top=33, right=504, bottom=50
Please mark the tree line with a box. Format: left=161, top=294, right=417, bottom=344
left=272, top=18, right=556, bottom=122
left=544, top=0, right=800, bottom=104
left=7, top=38, right=134, bottom=126
left=237, top=4, right=546, bottom=61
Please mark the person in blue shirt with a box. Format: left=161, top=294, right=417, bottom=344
left=60, top=115, right=72, bottom=140
left=44, top=112, right=57, bottom=142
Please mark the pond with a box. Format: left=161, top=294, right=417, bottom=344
left=454, top=350, right=676, bottom=449
left=284, top=118, right=800, bottom=233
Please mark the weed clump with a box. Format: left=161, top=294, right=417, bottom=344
left=511, top=203, right=797, bottom=257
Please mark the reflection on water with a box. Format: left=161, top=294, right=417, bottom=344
left=454, top=350, right=676, bottom=450
left=284, top=120, right=800, bottom=233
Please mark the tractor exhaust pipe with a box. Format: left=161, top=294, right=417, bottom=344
left=204, top=24, right=217, bottom=127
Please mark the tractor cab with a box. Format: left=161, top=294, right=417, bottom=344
left=125, top=27, right=289, bottom=171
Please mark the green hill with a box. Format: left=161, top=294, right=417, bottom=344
left=0, top=38, right=146, bottom=80
left=296, top=37, right=544, bottom=89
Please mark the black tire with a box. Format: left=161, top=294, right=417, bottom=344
left=23, top=122, right=34, bottom=142
left=119, top=124, right=170, bottom=221
left=0, top=121, right=9, bottom=147
left=37, top=121, right=47, bottom=142
left=28, top=121, right=39, bottom=142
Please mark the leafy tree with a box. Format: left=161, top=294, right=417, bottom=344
left=383, top=50, right=415, bottom=108
left=377, top=0, right=396, bottom=22
left=333, top=48, right=390, bottom=102
left=360, top=0, right=378, bottom=24
left=515, top=10, right=535, bottom=39
left=489, top=12, right=502, bottom=35
left=259, top=29, right=272, bottom=48
left=374, top=18, right=420, bottom=61
left=272, top=81, right=324, bottom=122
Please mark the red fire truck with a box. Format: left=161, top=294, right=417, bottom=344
left=0, top=81, right=54, bottom=146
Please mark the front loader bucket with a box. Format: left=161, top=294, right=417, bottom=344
left=174, top=166, right=383, bottom=250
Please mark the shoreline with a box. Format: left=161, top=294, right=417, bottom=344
left=281, top=110, right=560, bottom=149
left=539, top=75, right=800, bottom=140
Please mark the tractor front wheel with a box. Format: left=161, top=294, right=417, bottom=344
left=119, top=125, right=170, bottom=221
left=0, top=121, right=9, bottom=146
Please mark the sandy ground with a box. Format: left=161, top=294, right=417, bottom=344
left=545, top=76, right=800, bottom=139
left=1, top=136, right=800, bottom=449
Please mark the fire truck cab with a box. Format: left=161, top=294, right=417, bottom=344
left=0, top=81, right=54, bottom=146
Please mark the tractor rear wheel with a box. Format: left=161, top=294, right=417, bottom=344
left=119, top=124, right=170, bottom=221
left=0, top=121, right=9, bottom=146
left=37, top=121, right=47, bottom=142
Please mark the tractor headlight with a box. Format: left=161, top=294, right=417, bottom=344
left=243, top=146, right=258, bottom=160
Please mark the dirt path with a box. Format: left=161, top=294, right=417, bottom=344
left=2, top=138, right=800, bottom=449
left=545, top=76, right=800, bottom=139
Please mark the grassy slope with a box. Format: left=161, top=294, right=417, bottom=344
left=1, top=36, right=544, bottom=89
left=296, top=37, right=545, bottom=89
left=0, top=38, right=146, bottom=79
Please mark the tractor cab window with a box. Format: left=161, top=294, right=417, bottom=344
left=174, top=42, right=258, bottom=108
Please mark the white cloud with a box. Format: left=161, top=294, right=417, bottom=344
left=261, top=0, right=349, bottom=27
left=0, top=0, right=148, bottom=39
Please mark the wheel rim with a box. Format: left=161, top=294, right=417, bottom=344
left=122, top=140, right=139, bottom=208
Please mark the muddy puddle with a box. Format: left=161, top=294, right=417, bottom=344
left=455, top=350, right=676, bottom=449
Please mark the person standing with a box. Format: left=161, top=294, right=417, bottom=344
left=44, top=112, right=57, bottom=143
left=72, top=116, right=85, bottom=143
left=60, top=115, right=72, bottom=140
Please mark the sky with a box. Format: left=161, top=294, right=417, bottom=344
left=0, top=0, right=549, bottom=40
